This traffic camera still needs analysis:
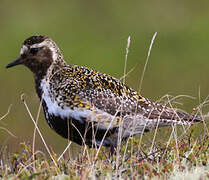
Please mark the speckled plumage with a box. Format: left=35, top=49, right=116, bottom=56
left=6, top=35, right=202, bottom=149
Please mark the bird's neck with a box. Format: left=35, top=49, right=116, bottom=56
left=34, top=61, right=67, bottom=99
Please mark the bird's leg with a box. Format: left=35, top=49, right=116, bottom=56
left=109, top=138, right=118, bottom=155
left=110, top=145, right=117, bottom=155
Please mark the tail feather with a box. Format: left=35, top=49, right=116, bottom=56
left=119, top=108, right=203, bottom=139
left=144, top=107, right=202, bottom=126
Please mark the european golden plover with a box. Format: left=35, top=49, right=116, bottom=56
left=6, top=35, right=202, bottom=150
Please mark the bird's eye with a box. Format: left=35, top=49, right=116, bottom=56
left=30, top=48, right=39, bottom=55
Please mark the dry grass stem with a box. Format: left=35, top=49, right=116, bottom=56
left=20, top=94, right=59, bottom=171
left=0, top=104, right=12, bottom=122
left=57, top=141, right=72, bottom=161
left=122, top=36, right=131, bottom=84
left=32, top=98, right=43, bottom=165
left=0, top=104, right=16, bottom=138
left=138, top=32, right=157, bottom=93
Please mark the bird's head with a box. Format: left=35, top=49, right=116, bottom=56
left=6, top=35, right=65, bottom=76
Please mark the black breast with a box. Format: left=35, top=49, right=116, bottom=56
left=41, top=101, right=117, bottom=147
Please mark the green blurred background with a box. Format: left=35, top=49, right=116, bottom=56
left=0, top=0, right=209, bottom=154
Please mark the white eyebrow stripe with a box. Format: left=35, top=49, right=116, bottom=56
left=30, top=44, right=41, bottom=48
left=20, top=45, right=28, bottom=55
left=32, top=41, right=48, bottom=48
left=30, top=41, right=49, bottom=49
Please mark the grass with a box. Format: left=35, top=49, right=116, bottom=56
left=0, top=35, right=209, bottom=179
left=0, top=129, right=208, bottom=179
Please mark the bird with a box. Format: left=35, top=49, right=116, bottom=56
left=6, top=35, right=202, bottom=151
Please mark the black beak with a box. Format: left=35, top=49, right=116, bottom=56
left=6, top=57, right=22, bottom=68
